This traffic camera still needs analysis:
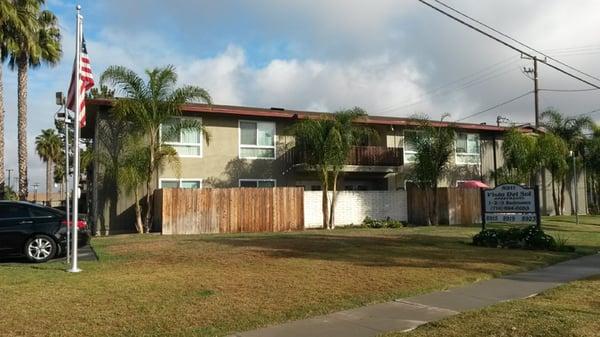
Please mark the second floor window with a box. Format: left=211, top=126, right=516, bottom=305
left=161, top=118, right=203, bottom=157
left=239, top=120, right=275, bottom=159
left=455, top=133, right=480, bottom=165
left=403, top=130, right=420, bottom=163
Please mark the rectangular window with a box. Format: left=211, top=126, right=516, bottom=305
left=239, top=120, right=276, bottom=159
left=160, top=118, right=203, bottom=157
left=159, top=179, right=203, bottom=189
left=403, top=130, right=420, bottom=163
left=455, top=133, right=480, bottom=165
left=238, top=179, right=276, bottom=188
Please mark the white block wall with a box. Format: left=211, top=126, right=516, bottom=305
left=304, top=190, right=407, bottom=228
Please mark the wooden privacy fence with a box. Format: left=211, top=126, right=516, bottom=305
left=407, top=185, right=481, bottom=225
left=154, top=187, right=304, bottom=234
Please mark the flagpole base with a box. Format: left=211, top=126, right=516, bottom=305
left=67, top=267, right=82, bottom=273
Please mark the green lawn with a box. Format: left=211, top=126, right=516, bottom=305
left=0, top=216, right=598, bottom=337
left=381, top=215, right=600, bottom=337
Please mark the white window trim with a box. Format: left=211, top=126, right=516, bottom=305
left=454, top=132, right=481, bottom=166
left=160, top=117, right=203, bottom=158
left=238, top=120, right=277, bottom=160
left=238, top=179, right=277, bottom=187
left=159, top=178, right=203, bottom=189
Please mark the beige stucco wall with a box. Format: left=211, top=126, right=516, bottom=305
left=159, top=113, right=297, bottom=188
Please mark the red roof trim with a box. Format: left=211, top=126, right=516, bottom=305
left=87, top=98, right=521, bottom=132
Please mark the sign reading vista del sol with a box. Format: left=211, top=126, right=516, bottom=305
left=481, top=184, right=541, bottom=228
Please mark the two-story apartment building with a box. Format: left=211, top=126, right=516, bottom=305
left=84, top=99, right=587, bottom=233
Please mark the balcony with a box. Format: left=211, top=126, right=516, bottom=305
left=282, top=146, right=403, bottom=173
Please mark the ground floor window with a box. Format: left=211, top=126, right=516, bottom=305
left=159, top=179, right=203, bottom=189
left=239, top=179, right=276, bottom=188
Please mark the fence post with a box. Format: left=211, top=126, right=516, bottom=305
left=480, top=188, right=486, bottom=231
left=534, top=185, right=542, bottom=229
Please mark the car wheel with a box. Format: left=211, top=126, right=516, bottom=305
left=25, top=235, right=57, bottom=263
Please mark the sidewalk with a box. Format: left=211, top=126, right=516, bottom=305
left=228, top=253, right=600, bottom=337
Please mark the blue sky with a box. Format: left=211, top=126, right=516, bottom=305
left=3, top=0, right=600, bottom=188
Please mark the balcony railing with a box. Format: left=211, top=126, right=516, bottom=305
left=282, top=146, right=403, bottom=172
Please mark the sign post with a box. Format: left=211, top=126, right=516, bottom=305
left=481, top=184, right=540, bottom=229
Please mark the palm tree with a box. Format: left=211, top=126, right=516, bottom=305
left=0, top=0, right=24, bottom=198
left=408, top=115, right=455, bottom=225
left=35, top=128, right=61, bottom=205
left=586, top=124, right=600, bottom=213
left=326, top=108, right=375, bottom=227
left=537, top=133, right=568, bottom=215
left=292, top=108, right=374, bottom=229
left=541, top=109, right=593, bottom=214
left=7, top=1, right=61, bottom=200
left=100, top=65, right=211, bottom=232
left=117, top=142, right=150, bottom=234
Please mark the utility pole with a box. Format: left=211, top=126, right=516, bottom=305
left=7, top=169, right=13, bottom=191
left=572, top=151, right=579, bottom=225
left=522, top=56, right=540, bottom=127
left=523, top=56, right=548, bottom=214
left=533, top=56, right=539, bottom=128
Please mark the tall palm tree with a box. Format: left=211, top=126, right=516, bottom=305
left=541, top=109, right=593, bottom=214
left=7, top=0, right=61, bottom=200
left=0, top=0, right=23, bottom=198
left=35, top=128, right=61, bottom=205
left=100, top=65, right=211, bottom=232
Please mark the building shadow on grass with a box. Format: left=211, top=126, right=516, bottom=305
left=188, top=232, right=570, bottom=273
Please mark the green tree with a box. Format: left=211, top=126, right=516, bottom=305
left=541, top=109, right=593, bottom=214
left=327, top=108, right=375, bottom=227
left=585, top=124, right=600, bottom=214
left=0, top=0, right=32, bottom=198
left=100, top=65, right=211, bottom=232
left=499, top=128, right=538, bottom=185
left=292, top=108, right=374, bottom=229
left=6, top=0, right=61, bottom=200
left=35, top=128, right=61, bottom=205
left=537, top=133, right=568, bottom=215
left=407, top=115, right=455, bottom=225
left=117, top=142, right=149, bottom=234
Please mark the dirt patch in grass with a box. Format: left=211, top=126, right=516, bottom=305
left=0, top=218, right=598, bottom=337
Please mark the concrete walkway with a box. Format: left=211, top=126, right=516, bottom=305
left=229, top=254, right=600, bottom=337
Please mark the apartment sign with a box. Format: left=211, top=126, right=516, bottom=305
left=480, top=184, right=541, bottom=228
left=484, top=184, right=535, bottom=213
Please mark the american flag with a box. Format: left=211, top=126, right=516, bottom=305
left=67, top=36, right=94, bottom=127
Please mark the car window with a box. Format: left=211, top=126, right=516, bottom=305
left=0, top=204, right=30, bottom=219
left=30, top=207, right=58, bottom=218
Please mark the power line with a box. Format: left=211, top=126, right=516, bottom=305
left=456, top=91, right=533, bottom=122
left=539, top=88, right=600, bottom=93
left=431, top=0, right=600, bottom=84
left=374, top=59, right=520, bottom=115
left=576, top=108, right=600, bottom=117
left=417, top=0, right=600, bottom=90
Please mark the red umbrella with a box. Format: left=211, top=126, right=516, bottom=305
left=459, top=180, right=489, bottom=189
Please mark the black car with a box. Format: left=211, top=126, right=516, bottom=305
left=0, top=201, right=90, bottom=263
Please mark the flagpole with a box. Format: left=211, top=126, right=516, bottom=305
left=64, top=99, right=70, bottom=264
left=68, top=4, right=82, bottom=273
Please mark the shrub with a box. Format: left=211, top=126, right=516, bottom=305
left=472, top=225, right=565, bottom=252
left=362, top=216, right=404, bottom=229
left=472, top=229, right=499, bottom=247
